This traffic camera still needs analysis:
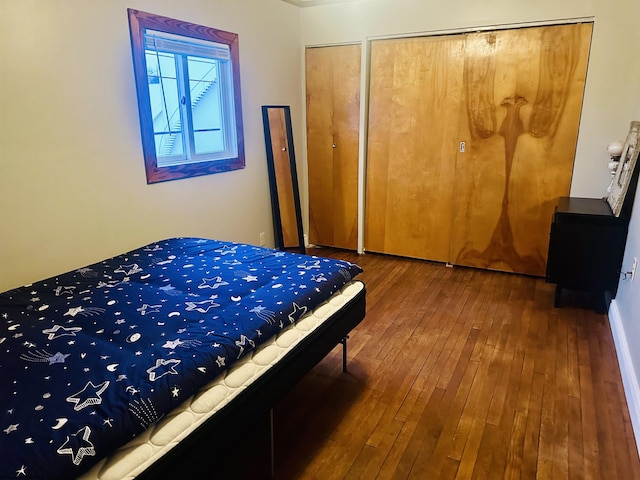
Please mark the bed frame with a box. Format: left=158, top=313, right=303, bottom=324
left=134, top=282, right=366, bottom=479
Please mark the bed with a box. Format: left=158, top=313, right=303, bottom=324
left=0, top=237, right=365, bottom=479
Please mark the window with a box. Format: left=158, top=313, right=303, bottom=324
left=128, top=9, right=245, bottom=183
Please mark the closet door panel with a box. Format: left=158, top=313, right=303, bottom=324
left=450, top=24, right=592, bottom=276
left=366, top=36, right=465, bottom=261
left=306, top=44, right=361, bottom=249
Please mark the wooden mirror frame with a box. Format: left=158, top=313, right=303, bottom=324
left=262, top=106, right=305, bottom=254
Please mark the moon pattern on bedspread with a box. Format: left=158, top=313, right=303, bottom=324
left=0, top=237, right=362, bottom=479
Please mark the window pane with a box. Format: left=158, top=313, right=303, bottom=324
left=194, top=130, right=224, bottom=153
left=145, top=50, right=185, bottom=158
left=187, top=56, right=225, bottom=154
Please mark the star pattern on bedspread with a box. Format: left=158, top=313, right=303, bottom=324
left=54, top=286, right=76, bottom=296
left=66, top=381, right=110, bottom=411
left=137, top=304, right=162, bottom=315
left=288, top=303, right=308, bottom=323
left=57, top=426, right=96, bottom=465
left=0, top=237, right=363, bottom=479
left=20, top=350, right=70, bottom=365
left=4, top=424, right=19, bottom=434
left=163, top=339, right=183, bottom=349
left=185, top=299, right=220, bottom=313
left=198, top=276, right=229, bottom=289
left=42, top=325, right=82, bottom=340
left=235, top=335, right=256, bottom=359
left=146, top=358, right=181, bottom=381
left=115, top=264, right=143, bottom=276
left=297, top=260, right=321, bottom=270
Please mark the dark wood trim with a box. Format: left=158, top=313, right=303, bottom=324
left=127, top=9, right=245, bottom=184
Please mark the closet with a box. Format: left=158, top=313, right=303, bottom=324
left=365, top=23, right=592, bottom=276
left=305, top=44, right=361, bottom=250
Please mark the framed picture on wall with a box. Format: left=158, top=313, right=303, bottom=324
left=607, top=121, right=640, bottom=216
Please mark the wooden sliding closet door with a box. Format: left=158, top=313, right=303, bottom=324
left=365, top=23, right=591, bottom=276
left=306, top=45, right=361, bottom=249
left=366, top=35, right=466, bottom=261
left=450, top=23, right=592, bottom=276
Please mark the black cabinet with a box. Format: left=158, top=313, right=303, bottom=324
left=545, top=197, right=629, bottom=313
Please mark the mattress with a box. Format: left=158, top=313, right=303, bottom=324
left=0, top=238, right=363, bottom=479
left=80, top=280, right=364, bottom=479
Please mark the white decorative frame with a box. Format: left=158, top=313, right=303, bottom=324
left=607, top=121, right=640, bottom=216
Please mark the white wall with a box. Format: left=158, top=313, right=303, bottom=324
left=609, top=0, right=640, bottom=448
left=0, top=0, right=303, bottom=291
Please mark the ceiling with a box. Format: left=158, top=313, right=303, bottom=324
left=280, top=0, right=360, bottom=6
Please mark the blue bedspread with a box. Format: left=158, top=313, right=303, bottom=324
left=0, top=238, right=362, bottom=479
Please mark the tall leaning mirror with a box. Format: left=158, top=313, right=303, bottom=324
left=262, top=105, right=305, bottom=254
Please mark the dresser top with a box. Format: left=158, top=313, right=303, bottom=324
left=556, top=197, right=615, bottom=217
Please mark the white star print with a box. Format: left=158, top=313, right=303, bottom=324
left=115, top=264, right=142, bottom=276
left=146, top=358, right=181, bottom=381
left=235, top=335, right=255, bottom=359
left=288, top=302, right=308, bottom=323
left=4, top=423, right=18, bottom=434
left=198, top=276, right=229, bottom=289
left=66, top=381, right=110, bottom=411
left=42, top=325, right=82, bottom=340
left=54, top=286, right=76, bottom=296
left=163, top=339, right=184, bottom=349
left=125, top=386, right=140, bottom=395
left=48, top=352, right=70, bottom=364
left=137, top=304, right=162, bottom=315
left=216, top=245, right=237, bottom=256
left=297, top=260, right=321, bottom=270
left=185, top=299, right=220, bottom=313
left=57, top=426, right=96, bottom=465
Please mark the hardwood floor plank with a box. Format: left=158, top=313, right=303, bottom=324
left=376, top=416, right=420, bottom=479
left=218, top=249, right=640, bottom=480
left=574, top=308, right=602, bottom=480
left=521, top=371, right=545, bottom=479
left=537, top=339, right=557, bottom=479
left=394, top=387, right=447, bottom=479
left=552, top=304, right=571, bottom=480
left=568, top=393, right=586, bottom=479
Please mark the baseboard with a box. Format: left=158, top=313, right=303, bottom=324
left=609, top=299, right=640, bottom=458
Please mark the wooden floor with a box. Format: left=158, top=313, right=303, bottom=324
left=219, top=248, right=640, bottom=479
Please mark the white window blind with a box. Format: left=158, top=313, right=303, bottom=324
left=144, top=30, right=231, bottom=60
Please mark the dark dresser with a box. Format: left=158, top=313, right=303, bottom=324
left=545, top=197, right=630, bottom=313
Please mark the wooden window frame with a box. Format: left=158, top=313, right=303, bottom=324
left=128, top=9, right=245, bottom=184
